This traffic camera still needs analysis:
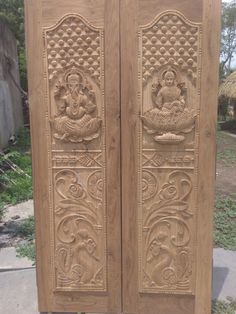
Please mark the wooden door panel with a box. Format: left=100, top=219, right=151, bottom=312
left=25, top=0, right=220, bottom=312
left=121, top=1, right=220, bottom=314
left=24, top=0, right=121, bottom=312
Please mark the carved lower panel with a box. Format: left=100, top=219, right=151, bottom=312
left=43, top=14, right=106, bottom=292
left=138, top=11, right=201, bottom=294
left=54, top=168, right=106, bottom=291
left=140, top=169, right=195, bottom=293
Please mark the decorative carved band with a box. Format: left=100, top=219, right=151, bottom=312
left=138, top=11, right=202, bottom=294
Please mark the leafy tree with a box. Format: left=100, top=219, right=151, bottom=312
left=221, top=0, right=236, bottom=79
left=0, top=0, right=27, bottom=91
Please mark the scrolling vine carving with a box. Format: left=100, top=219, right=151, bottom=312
left=54, top=170, right=105, bottom=291
left=141, top=171, right=193, bottom=292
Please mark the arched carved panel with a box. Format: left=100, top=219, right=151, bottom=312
left=43, top=14, right=106, bottom=292
left=138, top=11, right=202, bottom=294
left=45, top=14, right=102, bottom=85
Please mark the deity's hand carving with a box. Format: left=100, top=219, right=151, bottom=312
left=50, top=68, right=102, bottom=143
left=141, top=67, right=196, bottom=144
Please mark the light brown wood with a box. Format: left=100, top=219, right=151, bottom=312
left=24, top=0, right=121, bottom=312
left=195, top=1, right=222, bottom=314
left=25, top=0, right=220, bottom=313
left=40, top=312, right=76, bottom=314
left=121, top=1, right=221, bottom=314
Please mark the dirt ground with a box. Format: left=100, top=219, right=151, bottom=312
left=216, top=131, right=236, bottom=199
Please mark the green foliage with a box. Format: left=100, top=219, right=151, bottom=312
left=221, top=1, right=236, bottom=78
left=212, top=298, right=236, bottom=314
left=0, top=206, right=5, bottom=221
left=217, top=148, right=236, bottom=165
left=217, top=131, right=236, bottom=165
left=16, top=215, right=35, bottom=262
left=220, top=119, right=236, bottom=134
left=18, top=48, right=27, bottom=91
left=218, top=96, right=230, bottom=121
left=16, top=215, right=34, bottom=240
left=0, top=170, right=32, bottom=204
left=12, top=127, right=31, bottom=151
left=0, top=0, right=27, bottom=90
left=214, top=196, right=236, bottom=250
left=16, top=243, right=35, bottom=263
left=0, top=0, right=25, bottom=46
left=0, top=128, right=32, bottom=217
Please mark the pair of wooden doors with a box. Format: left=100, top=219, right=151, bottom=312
left=25, top=0, right=221, bottom=313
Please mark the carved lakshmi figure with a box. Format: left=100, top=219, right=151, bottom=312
left=50, top=68, right=102, bottom=143
left=154, top=70, right=185, bottom=112
left=141, top=66, right=196, bottom=144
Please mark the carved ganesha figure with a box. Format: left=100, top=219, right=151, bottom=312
left=141, top=67, right=196, bottom=144
left=50, top=68, right=102, bottom=143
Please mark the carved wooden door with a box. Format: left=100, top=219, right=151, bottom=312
left=25, top=0, right=220, bottom=313
left=121, top=1, right=221, bottom=314
left=24, top=0, right=121, bottom=313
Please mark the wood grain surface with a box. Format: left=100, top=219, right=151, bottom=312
left=121, top=0, right=221, bottom=314
left=25, top=0, right=220, bottom=313
left=25, top=0, right=121, bottom=312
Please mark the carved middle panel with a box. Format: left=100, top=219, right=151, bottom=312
left=138, top=11, right=202, bottom=294
left=43, top=14, right=106, bottom=292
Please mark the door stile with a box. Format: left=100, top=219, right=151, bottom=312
left=24, top=0, right=54, bottom=309
left=104, top=0, right=122, bottom=313
left=120, top=0, right=139, bottom=313
left=195, top=1, right=221, bottom=313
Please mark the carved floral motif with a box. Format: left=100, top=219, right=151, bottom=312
left=142, top=171, right=193, bottom=292
left=142, top=170, right=158, bottom=201
left=54, top=170, right=105, bottom=290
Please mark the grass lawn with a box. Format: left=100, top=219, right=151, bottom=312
left=214, top=131, right=236, bottom=250
left=0, top=127, right=32, bottom=220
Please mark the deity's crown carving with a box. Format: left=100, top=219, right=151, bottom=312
left=65, top=67, right=83, bottom=85
left=163, top=66, right=177, bottom=79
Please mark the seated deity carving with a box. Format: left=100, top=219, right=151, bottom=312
left=141, top=67, right=196, bottom=144
left=50, top=68, right=102, bottom=143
